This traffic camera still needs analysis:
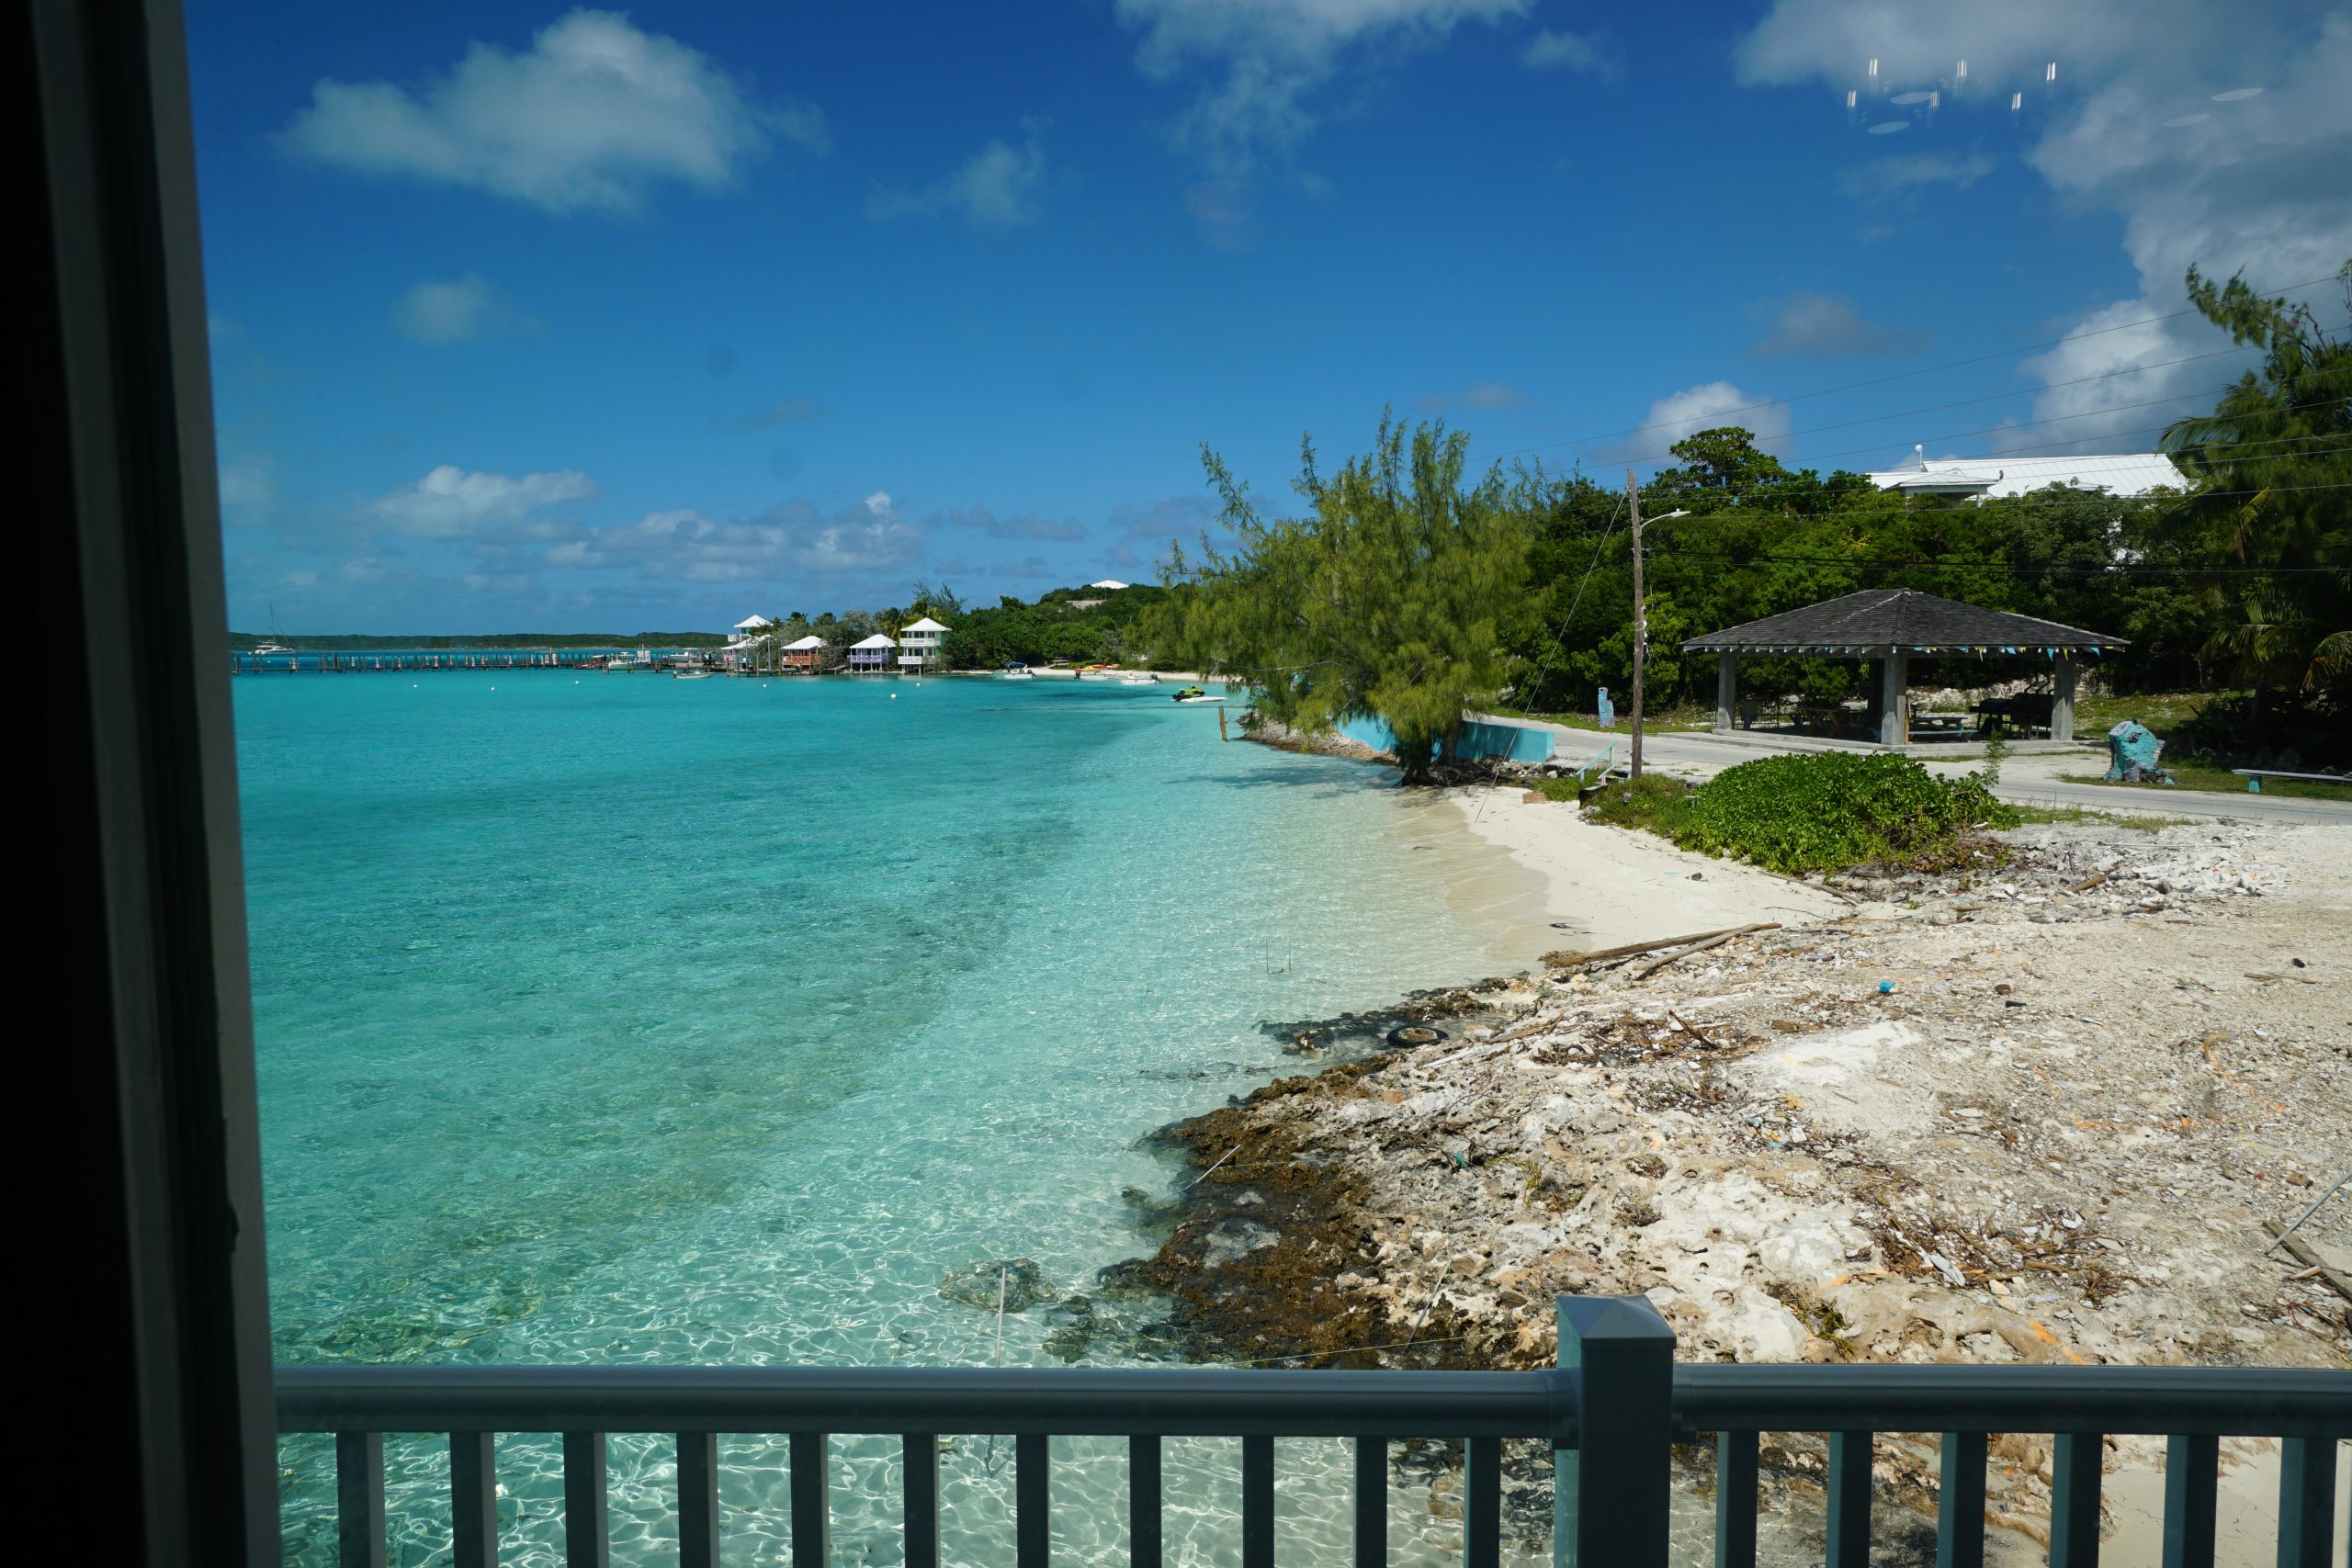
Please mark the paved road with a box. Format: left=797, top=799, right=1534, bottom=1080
left=1498, top=717, right=2352, bottom=829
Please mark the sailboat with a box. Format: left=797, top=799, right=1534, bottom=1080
left=254, top=605, right=291, bottom=657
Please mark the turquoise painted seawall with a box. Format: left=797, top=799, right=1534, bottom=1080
left=1335, top=713, right=1555, bottom=763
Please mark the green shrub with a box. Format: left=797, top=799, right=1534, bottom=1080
left=1585, top=752, right=2018, bottom=875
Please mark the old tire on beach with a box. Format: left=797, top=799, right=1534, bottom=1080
left=1385, top=1025, right=1446, bottom=1049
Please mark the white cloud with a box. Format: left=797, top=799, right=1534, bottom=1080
left=1521, top=28, right=1613, bottom=75
left=393, top=275, right=535, bottom=343
left=1611, top=382, right=1791, bottom=461
left=279, top=9, right=824, bottom=215
left=1751, top=292, right=1925, bottom=357
left=547, top=493, right=929, bottom=583
left=867, top=128, right=1049, bottom=228
left=368, top=464, right=596, bottom=538
left=1736, top=2, right=2352, bottom=448
left=1116, top=0, right=1529, bottom=173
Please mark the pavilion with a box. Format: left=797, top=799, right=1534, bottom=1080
left=1679, top=588, right=2126, bottom=747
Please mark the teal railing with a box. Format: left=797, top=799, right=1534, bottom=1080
left=275, top=1294, right=2348, bottom=1567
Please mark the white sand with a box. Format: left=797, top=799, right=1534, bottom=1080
left=1445, top=784, right=1848, bottom=953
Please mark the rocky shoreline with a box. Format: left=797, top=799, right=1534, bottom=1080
left=1105, top=816, right=2352, bottom=1548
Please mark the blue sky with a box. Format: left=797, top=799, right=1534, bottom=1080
left=189, top=1, right=2352, bottom=634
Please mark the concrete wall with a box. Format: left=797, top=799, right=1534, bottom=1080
left=1335, top=713, right=1555, bottom=763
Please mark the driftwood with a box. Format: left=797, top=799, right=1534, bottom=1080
left=1543, top=922, right=1777, bottom=971
left=1622, top=923, right=1781, bottom=982
left=2265, top=1220, right=2352, bottom=1305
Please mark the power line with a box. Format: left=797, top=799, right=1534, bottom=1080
left=1505, top=269, right=2351, bottom=456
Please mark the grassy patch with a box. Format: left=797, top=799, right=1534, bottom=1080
left=2056, top=761, right=2348, bottom=801
left=1491, top=705, right=1716, bottom=733
left=1583, top=752, right=2018, bottom=876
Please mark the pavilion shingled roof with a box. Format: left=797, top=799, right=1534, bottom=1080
left=1679, top=589, right=2124, bottom=655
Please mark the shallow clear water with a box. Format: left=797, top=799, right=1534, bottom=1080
left=243, top=671, right=1558, bottom=1563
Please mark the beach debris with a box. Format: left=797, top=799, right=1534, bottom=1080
left=2263, top=1221, right=2352, bottom=1304
left=1625, top=925, right=1781, bottom=982
left=939, top=1258, right=1057, bottom=1313
left=1541, top=923, right=1774, bottom=971
left=2101, top=720, right=2175, bottom=785
left=1877, top=981, right=1896, bottom=995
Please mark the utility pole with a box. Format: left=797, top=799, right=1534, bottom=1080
left=1626, top=468, right=1645, bottom=780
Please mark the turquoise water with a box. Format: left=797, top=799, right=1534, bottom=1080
left=243, top=671, right=1552, bottom=1564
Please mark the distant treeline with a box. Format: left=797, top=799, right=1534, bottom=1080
left=1141, top=262, right=2349, bottom=769
left=227, top=631, right=727, bottom=650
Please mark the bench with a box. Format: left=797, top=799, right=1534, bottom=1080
left=2232, top=768, right=2351, bottom=794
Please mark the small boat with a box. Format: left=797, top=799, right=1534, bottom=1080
left=1119, top=672, right=1159, bottom=686
left=1001, top=662, right=1035, bottom=681
left=673, top=669, right=714, bottom=681
left=253, top=642, right=291, bottom=657
left=1171, top=685, right=1223, bottom=705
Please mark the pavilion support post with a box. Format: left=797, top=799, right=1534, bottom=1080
left=1879, top=649, right=1908, bottom=749
left=2052, top=654, right=2076, bottom=743
left=1714, top=653, right=1736, bottom=732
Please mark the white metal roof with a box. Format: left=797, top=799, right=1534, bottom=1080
left=1087, top=579, right=1130, bottom=591
left=782, top=634, right=825, bottom=650
left=734, top=615, right=774, bottom=629
left=1865, top=450, right=2185, bottom=499
left=901, top=616, right=949, bottom=632
left=849, top=634, right=897, bottom=649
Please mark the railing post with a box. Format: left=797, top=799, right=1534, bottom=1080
left=1555, top=1293, right=1676, bottom=1568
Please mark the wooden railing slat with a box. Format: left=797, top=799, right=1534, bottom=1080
left=1935, top=1431, right=1985, bottom=1568
left=335, top=1433, right=386, bottom=1568
left=2160, top=1432, right=2217, bottom=1568
left=902, top=1434, right=939, bottom=1568
left=1353, top=1437, right=1386, bottom=1568
left=1242, top=1435, right=1274, bottom=1568
left=1826, top=1431, right=1871, bottom=1568
left=1713, top=1431, right=1758, bottom=1568
left=790, top=1432, right=830, bottom=1568
left=451, top=1432, right=498, bottom=1568
left=677, top=1433, right=718, bottom=1568
left=561, top=1431, right=609, bottom=1568
left=1462, top=1436, right=1501, bottom=1568
left=1130, top=1435, right=1162, bottom=1568
left=1016, top=1432, right=1049, bottom=1568
left=2274, top=1436, right=2335, bottom=1568
left=2050, top=1432, right=2103, bottom=1568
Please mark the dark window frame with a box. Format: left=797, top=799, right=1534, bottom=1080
left=19, top=2, right=279, bottom=1562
